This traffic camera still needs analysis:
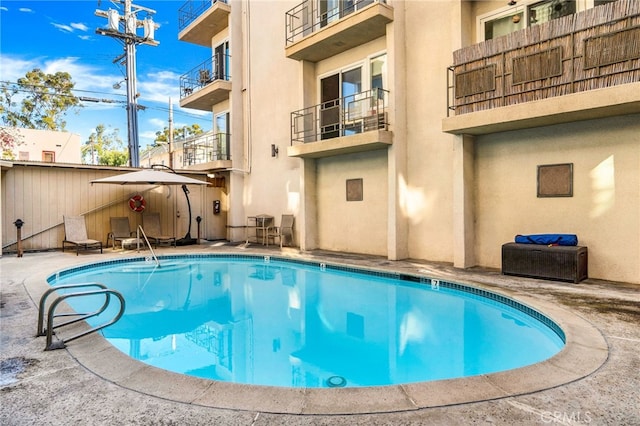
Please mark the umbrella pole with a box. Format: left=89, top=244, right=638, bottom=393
left=176, top=184, right=197, bottom=246
left=149, top=164, right=198, bottom=246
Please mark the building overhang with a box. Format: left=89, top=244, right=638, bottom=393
left=179, top=80, right=232, bottom=111
left=442, top=82, right=640, bottom=136
left=285, top=2, right=393, bottom=62
left=178, top=1, right=231, bottom=47
left=184, top=160, right=232, bottom=172
left=287, top=130, right=392, bottom=159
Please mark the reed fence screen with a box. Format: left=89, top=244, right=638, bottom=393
left=448, top=0, right=640, bottom=115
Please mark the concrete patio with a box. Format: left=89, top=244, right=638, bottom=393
left=1, top=243, right=638, bottom=425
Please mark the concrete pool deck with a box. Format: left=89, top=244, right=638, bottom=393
left=1, top=243, right=639, bottom=425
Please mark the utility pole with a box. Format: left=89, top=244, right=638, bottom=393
left=95, top=0, right=159, bottom=168
left=168, top=98, right=174, bottom=169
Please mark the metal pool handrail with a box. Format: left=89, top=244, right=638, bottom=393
left=36, top=283, right=125, bottom=351
left=136, top=225, right=160, bottom=266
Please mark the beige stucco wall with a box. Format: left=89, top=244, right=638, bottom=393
left=402, top=0, right=457, bottom=263
left=236, top=0, right=302, bottom=238
left=475, top=114, right=640, bottom=283
left=316, top=150, right=388, bottom=255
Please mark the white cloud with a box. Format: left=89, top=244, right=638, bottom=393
left=0, top=57, right=38, bottom=82
left=138, top=70, right=181, bottom=104
left=38, top=57, right=123, bottom=94
left=52, top=22, right=73, bottom=33
left=71, top=22, right=88, bottom=31
left=0, top=6, right=8, bottom=12
left=148, top=118, right=166, bottom=128
left=78, top=35, right=91, bottom=41
left=19, top=8, right=33, bottom=13
left=140, top=130, right=160, bottom=140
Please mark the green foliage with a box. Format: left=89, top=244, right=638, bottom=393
left=0, top=68, right=81, bottom=130
left=81, top=124, right=128, bottom=166
left=154, top=123, right=203, bottom=145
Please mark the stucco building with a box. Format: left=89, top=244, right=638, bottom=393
left=1, top=127, right=82, bottom=164
left=172, top=0, right=640, bottom=284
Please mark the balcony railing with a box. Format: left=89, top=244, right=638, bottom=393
left=291, top=89, right=388, bottom=144
left=180, top=54, right=231, bottom=99
left=285, top=0, right=382, bottom=45
left=183, top=133, right=231, bottom=167
left=178, top=0, right=227, bottom=32
left=447, top=0, right=640, bottom=116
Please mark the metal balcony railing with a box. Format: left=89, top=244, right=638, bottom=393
left=291, top=89, right=388, bottom=144
left=285, top=0, right=382, bottom=46
left=178, top=0, right=228, bottom=32
left=447, top=0, right=640, bottom=116
left=183, top=132, right=231, bottom=167
left=180, top=54, right=231, bottom=99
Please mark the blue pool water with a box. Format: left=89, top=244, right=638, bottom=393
left=48, top=255, right=565, bottom=388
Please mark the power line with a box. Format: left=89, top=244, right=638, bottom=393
left=0, top=80, right=127, bottom=98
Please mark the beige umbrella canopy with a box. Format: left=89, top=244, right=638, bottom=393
left=90, top=169, right=208, bottom=186
left=91, top=168, right=209, bottom=245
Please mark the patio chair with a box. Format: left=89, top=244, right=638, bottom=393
left=267, top=214, right=294, bottom=248
left=62, top=215, right=103, bottom=255
left=142, top=212, right=176, bottom=247
left=107, top=217, right=136, bottom=250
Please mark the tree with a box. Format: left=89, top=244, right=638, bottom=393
left=154, top=123, right=203, bottom=145
left=0, top=127, right=24, bottom=160
left=0, top=68, right=82, bottom=131
left=81, top=124, right=128, bottom=166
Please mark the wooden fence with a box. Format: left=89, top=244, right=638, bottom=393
left=1, top=162, right=208, bottom=254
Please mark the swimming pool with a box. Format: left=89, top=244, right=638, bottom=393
left=48, top=254, right=565, bottom=388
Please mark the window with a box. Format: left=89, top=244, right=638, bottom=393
left=215, top=112, right=229, bottom=160
left=319, top=54, right=387, bottom=139
left=480, top=1, right=579, bottom=41
left=42, top=151, right=55, bottom=162
left=319, top=0, right=374, bottom=28
left=19, top=151, right=29, bottom=161
left=528, top=0, right=575, bottom=26
left=214, top=41, right=230, bottom=80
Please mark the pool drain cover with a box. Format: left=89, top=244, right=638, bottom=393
left=326, top=375, right=346, bottom=387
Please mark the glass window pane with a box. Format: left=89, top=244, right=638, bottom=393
left=484, top=12, right=524, bottom=40
left=528, top=0, right=576, bottom=26
left=341, top=67, right=362, bottom=98
left=371, top=54, right=386, bottom=91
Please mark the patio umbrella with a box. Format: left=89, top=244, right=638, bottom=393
left=91, top=168, right=209, bottom=245
left=90, top=169, right=208, bottom=186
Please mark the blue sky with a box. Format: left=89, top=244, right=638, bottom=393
left=0, top=0, right=212, bottom=150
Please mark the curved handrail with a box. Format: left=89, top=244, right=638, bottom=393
left=44, top=289, right=126, bottom=351
left=37, top=283, right=108, bottom=337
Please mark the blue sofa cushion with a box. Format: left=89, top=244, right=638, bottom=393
left=514, top=234, right=578, bottom=246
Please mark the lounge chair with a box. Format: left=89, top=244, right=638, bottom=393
left=142, top=212, right=176, bottom=247
left=267, top=214, right=294, bottom=248
left=62, top=215, right=103, bottom=255
left=107, top=217, right=135, bottom=250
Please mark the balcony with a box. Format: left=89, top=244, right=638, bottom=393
left=288, top=89, right=392, bottom=158
left=443, top=0, right=640, bottom=135
left=285, top=0, right=393, bottom=62
left=178, top=0, right=230, bottom=47
left=179, top=54, right=231, bottom=111
left=183, top=132, right=231, bottom=171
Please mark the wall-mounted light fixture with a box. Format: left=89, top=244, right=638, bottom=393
left=508, top=0, right=517, bottom=5
left=271, top=144, right=279, bottom=157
